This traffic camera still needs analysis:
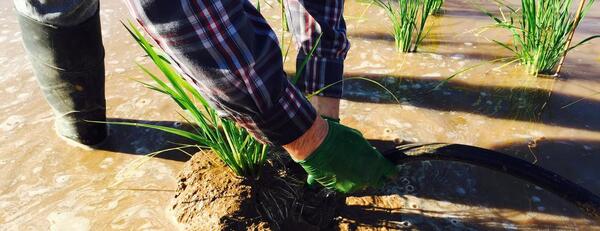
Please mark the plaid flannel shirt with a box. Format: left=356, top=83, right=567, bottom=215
left=125, top=0, right=349, bottom=145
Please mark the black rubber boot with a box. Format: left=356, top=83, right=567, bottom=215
left=17, top=8, right=107, bottom=146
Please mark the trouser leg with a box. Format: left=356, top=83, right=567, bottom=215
left=284, top=0, right=350, bottom=99
left=124, top=0, right=316, bottom=145
left=14, top=0, right=99, bottom=26
left=16, top=1, right=107, bottom=145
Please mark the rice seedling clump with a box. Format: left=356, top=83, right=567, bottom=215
left=373, top=0, right=440, bottom=52
left=118, top=23, right=267, bottom=178
left=483, top=0, right=599, bottom=76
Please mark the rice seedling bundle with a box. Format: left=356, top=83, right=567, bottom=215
left=484, top=0, right=599, bottom=76
left=373, top=0, right=439, bottom=52
left=118, top=23, right=267, bottom=178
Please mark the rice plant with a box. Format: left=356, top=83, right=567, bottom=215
left=278, top=0, right=289, bottom=32
left=373, top=0, right=439, bottom=52
left=116, top=22, right=267, bottom=178
left=483, top=0, right=599, bottom=75
left=431, top=0, right=444, bottom=14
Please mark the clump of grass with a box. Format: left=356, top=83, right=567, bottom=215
left=116, top=22, right=267, bottom=178
left=373, top=0, right=439, bottom=52
left=482, top=0, right=599, bottom=76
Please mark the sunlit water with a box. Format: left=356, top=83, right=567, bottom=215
left=1, top=0, right=599, bottom=230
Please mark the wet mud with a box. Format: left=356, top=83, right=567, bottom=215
left=172, top=153, right=262, bottom=230
left=173, top=151, right=340, bottom=231
left=1, top=0, right=600, bottom=230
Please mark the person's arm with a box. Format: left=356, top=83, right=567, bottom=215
left=125, top=0, right=396, bottom=193
left=283, top=115, right=328, bottom=160
left=124, top=0, right=315, bottom=146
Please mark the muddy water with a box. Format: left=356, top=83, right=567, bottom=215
left=0, top=0, right=599, bottom=230
left=0, top=1, right=185, bottom=230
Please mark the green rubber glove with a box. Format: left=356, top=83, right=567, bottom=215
left=296, top=120, right=398, bottom=193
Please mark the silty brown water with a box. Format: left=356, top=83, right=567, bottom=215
left=0, top=0, right=599, bottom=230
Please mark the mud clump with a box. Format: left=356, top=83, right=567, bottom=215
left=171, top=151, right=341, bottom=231
left=172, top=153, right=266, bottom=230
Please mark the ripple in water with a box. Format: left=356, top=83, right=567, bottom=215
left=1, top=115, right=25, bottom=132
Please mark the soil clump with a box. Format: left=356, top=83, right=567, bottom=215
left=171, top=150, right=341, bottom=230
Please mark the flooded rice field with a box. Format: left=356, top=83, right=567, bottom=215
left=1, top=0, right=599, bottom=230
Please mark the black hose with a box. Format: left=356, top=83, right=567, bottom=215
left=382, top=143, right=600, bottom=221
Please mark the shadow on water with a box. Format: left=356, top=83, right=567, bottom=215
left=347, top=138, right=600, bottom=229
left=339, top=204, right=497, bottom=230
left=348, top=31, right=463, bottom=44
left=491, top=138, right=600, bottom=193
left=438, top=9, right=497, bottom=19
left=338, top=204, right=579, bottom=230
left=95, top=118, right=198, bottom=162
left=340, top=73, right=600, bottom=133
left=348, top=31, right=509, bottom=60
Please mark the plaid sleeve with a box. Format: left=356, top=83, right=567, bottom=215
left=285, top=0, right=350, bottom=98
left=124, top=0, right=317, bottom=145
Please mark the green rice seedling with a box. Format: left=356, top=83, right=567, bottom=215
left=562, top=83, right=600, bottom=108
left=431, top=0, right=444, bottom=14
left=482, top=0, right=599, bottom=76
left=116, top=22, right=267, bottom=178
left=292, top=33, right=322, bottom=85
left=372, top=0, right=439, bottom=52
left=307, top=77, right=401, bottom=103
left=278, top=0, right=289, bottom=32
left=288, top=34, right=400, bottom=103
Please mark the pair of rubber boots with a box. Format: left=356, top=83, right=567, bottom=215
left=17, top=9, right=107, bottom=146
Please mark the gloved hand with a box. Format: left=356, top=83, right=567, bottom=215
left=295, top=120, right=398, bottom=193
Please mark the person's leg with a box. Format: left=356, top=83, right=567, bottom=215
left=284, top=0, right=350, bottom=120
left=15, top=0, right=107, bottom=145
left=14, top=0, right=99, bottom=26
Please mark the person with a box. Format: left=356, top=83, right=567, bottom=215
left=15, top=0, right=397, bottom=193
